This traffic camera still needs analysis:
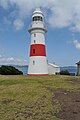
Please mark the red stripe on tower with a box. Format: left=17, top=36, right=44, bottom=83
left=30, top=44, right=46, bottom=56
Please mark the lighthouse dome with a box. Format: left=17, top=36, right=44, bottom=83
left=29, top=8, right=47, bottom=33
left=32, top=8, right=44, bottom=19
left=33, top=8, right=43, bottom=15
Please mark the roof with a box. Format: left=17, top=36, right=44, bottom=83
left=48, top=63, right=60, bottom=68
left=35, top=8, right=41, bottom=11
left=33, top=8, right=43, bottom=15
left=76, top=61, right=80, bottom=65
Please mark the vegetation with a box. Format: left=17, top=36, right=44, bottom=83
left=0, top=75, right=80, bottom=120
left=60, top=70, right=70, bottom=75
left=0, top=65, right=23, bottom=75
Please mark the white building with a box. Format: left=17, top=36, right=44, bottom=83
left=48, top=63, right=60, bottom=75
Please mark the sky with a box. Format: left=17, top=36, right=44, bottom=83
left=0, top=0, right=80, bottom=66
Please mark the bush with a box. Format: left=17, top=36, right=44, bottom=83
left=0, top=66, right=23, bottom=75
left=60, top=70, right=70, bottom=75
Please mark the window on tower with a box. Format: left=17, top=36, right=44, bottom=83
left=34, top=33, right=36, bottom=37
left=33, top=16, right=43, bottom=21
left=33, top=61, right=35, bottom=65
left=33, top=49, right=35, bottom=54
left=34, top=40, right=36, bottom=43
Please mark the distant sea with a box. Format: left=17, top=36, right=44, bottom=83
left=15, top=66, right=28, bottom=75
left=15, top=66, right=77, bottom=75
left=0, top=65, right=77, bottom=75
left=61, top=66, right=77, bottom=75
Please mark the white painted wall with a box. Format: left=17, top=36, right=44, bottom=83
left=31, top=32, right=45, bottom=45
left=28, top=56, right=48, bottom=74
left=48, top=63, right=60, bottom=75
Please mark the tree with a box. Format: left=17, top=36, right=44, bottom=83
left=0, top=66, right=23, bottom=75
left=60, top=70, right=70, bottom=75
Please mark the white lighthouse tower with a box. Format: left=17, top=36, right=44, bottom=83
left=28, top=8, right=48, bottom=76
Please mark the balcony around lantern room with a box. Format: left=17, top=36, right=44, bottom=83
left=28, top=21, right=47, bottom=33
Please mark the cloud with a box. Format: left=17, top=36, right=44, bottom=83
left=0, top=55, right=27, bottom=65
left=7, top=57, right=14, bottom=61
left=1, top=0, right=80, bottom=32
left=0, top=0, right=10, bottom=9
left=0, top=55, right=2, bottom=58
left=73, top=40, right=80, bottom=50
left=3, top=17, right=11, bottom=25
left=13, top=19, right=24, bottom=30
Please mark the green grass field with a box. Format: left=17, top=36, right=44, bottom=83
left=0, top=75, right=80, bottom=120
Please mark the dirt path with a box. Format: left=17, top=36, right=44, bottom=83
left=53, top=88, right=80, bottom=120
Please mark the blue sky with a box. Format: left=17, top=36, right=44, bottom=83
left=0, top=0, right=80, bottom=66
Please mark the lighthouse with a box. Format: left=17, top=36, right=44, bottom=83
left=28, top=8, right=48, bottom=76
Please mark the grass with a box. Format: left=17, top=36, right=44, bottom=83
left=0, top=75, right=80, bottom=120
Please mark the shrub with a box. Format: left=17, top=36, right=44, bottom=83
left=60, top=70, right=70, bottom=75
left=0, top=66, right=23, bottom=75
